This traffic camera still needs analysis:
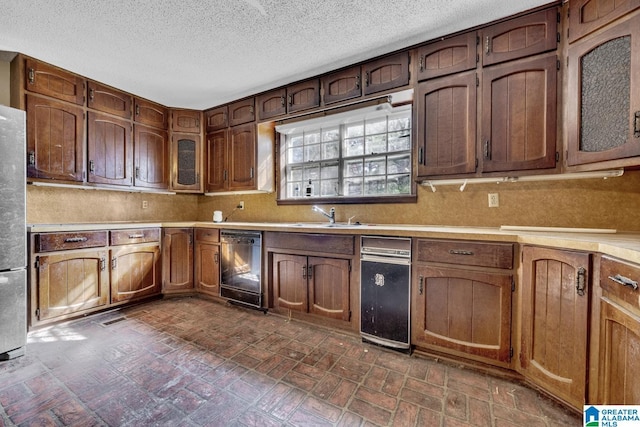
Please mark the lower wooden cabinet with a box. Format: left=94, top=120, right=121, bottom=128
left=110, top=243, right=161, bottom=304
left=162, top=228, right=194, bottom=294
left=520, top=246, right=591, bottom=410
left=34, top=249, right=109, bottom=321
left=195, top=228, right=221, bottom=297
left=272, top=253, right=350, bottom=321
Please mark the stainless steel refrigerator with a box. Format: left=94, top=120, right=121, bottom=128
left=0, top=105, right=27, bottom=360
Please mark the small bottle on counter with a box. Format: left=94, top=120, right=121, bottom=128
left=305, top=179, right=312, bottom=197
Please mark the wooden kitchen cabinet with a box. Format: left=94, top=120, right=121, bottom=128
left=362, top=51, right=410, bottom=95
left=195, top=228, right=221, bottom=297
left=286, top=79, right=320, bottom=114
left=162, top=228, right=194, bottom=294
left=24, top=57, right=85, bottom=105
left=205, top=124, right=256, bottom=192
left=25, top=94, right=85, bottom=182
left=416, top=71, right=477, bottom=177
left=134, top=98, right=169, bottom=130
left=566, top=12, right=640, bottom=167
left=480, top=8, right=558, bottom=67
left=412, top=239, right=514, bottom=366
left=205, top=130, right=227, bottom=192
left=481, top=53, right=558, bottom=173
left=322, top=66, right=362, bottom=105
left=170, top=133, right=202, bottom=192
left=415, top=32, right=477, bottom=81
left=256, top=88, right=287, bottom=121
left=110, top=228, right=162, bottom=304
left=228, top=98, right=255, bottom=127
left=520, top=246, right=591, bottom=410
left=87, top=112, right=133, bottom=186
left=87, top=81, right=132, bottom=119
left=593, top=255, right=640, bottom=404
left=272, top=253, right=308, bottom=312
left=134, top=124, right=169, bottom=189
left=171, top=109, right=201, bottom=133
left=205, top=105, right=228, bottom=132
left=568, top=0, right=640, bottom=43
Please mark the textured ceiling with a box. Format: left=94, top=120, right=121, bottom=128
left=0, top=0, right=553, bottom=110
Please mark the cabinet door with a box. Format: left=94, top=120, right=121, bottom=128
left=195, top=241, right=220, bottom=297
left=257, top=88, right=287, bottom=121
left=566, top=14, right=640, bottom=166
left=416, top=32, right=478, bottom=81
left=569, top=0, right=640, bottom=43
left=36, top=250, right=109, bottom=321
left=171, top=109, right=201, bottom=133
left=416, top=71, right=477, bottom=177
left=228, top=98, right=255, bottom=127
left=24, top=58, right=84, bottom=105
left=413, top=265, right=512, bottom=364
left=481, top=8, right=558, bottom=66
left=287, top=80, right=320, bottom=113
left=171, top=133, right=202, bottom=192
left=597, top=298, right=640, bottom=404
left=363, top=52, right=410, bottom=95
left=134, top=98, right=169, bottom=129
left=110, top=244, right=161, bottom=303
left=322, top=66, right=362, bottom=105
left=308, top=257, right=350, bottom=321
left=87, top=81, right=132, bottom=119
left=228, top=123, right=256, bottom=191
left=521, top=246, right=591, bottom=410
left=87, top=112, right=133, bottom=186
left=134, top=124, right=169, bottom=189
left=481, top=53, right=557, bottom=173
left=162, top=228, right=193, bottom=293
left=26, top=94, right=84, bottom=181
left=272, top=253, right=308, bottom=313
left=205, top=106, right=228, bottom=132
left=205, top=130, right=228, bottom=192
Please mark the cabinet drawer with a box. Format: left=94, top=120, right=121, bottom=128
left=265, top=232, right=354, bottom=255
left=415, top=239, right=513, bottom=269
left=110, top=228, right=160, bottom=246
left=601, top=256, right=640, bottom=310
left=195, top=228, right=220, bottom=243
left=36, top=231, right=108, bottom=252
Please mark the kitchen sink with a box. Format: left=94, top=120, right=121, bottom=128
left=282, top=222, right=364, bottom=228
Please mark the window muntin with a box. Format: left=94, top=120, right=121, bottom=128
left=278, top=104, right=411, bottom=200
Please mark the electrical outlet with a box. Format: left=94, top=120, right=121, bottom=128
left=237, top=201, right=245, bottom=210
left=142, top=200, right=148, bottom=209
left=488, top=193, right=499, bottom=208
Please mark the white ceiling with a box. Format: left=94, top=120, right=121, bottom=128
left=0, top=0, right=553, bottom=110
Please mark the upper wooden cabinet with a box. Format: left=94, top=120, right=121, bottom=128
left=481, top=8, right=558, bottom=66
left=205, top=105, right=228, bottom=132
left=416, top=32, right=478, bottom=81
left=134, top=124, right=169, bottom=189
left=568, top=0, right=640, bottom=42
left=566, top=13, right=640, bottom=167
left=287, top=79, right=321, bottom=114
left=205, top=130, right=227, bottom=192
left=228, top=123, right=256, bottom=190
left=228, top=98, right=255, bottom=127
left=322, top=66, right=362, bottom=105
left=26, top=94, right=85, bottom=182
left=256, top=88, right=287, bottom=121
left=171, top=109, right=201, bottom=133
left=87, top=81, right=132, bottom=119
left=134, top=98, right=169, bottom=129
left=24, top=58, right=84, bottom=105
left=171, top=133, right=202, bottom=192
left=481, top=53, right=558, bottom=173
left=87, top=112, right=133, bottom=186
left=362, top=51, right=410, bottom=95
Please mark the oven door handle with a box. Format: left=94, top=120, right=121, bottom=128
left=361, top=254, right=411, bottom=266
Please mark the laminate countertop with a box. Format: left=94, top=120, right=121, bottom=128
left=27, top=222, right=640, bottom=265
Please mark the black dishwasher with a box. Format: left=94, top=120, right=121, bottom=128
left=360, top=236, right=411, bottom=352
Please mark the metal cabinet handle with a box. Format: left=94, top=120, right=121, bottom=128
left=223, top=170, right=228, bottom=181
left=28, top=151, right=35, bottom=166
left=576, top=267, right=586, bottom=296
left=419, top=55, right=424, bottom=72
left=214, top=252, right=219, bottom=264
left=64, top=237, right=88, bottom=243
left=100, top=257, right=106, bottom=271
left=449, top=249, right=474, bottom=256
left=135, top=105, right=140, bottom=116
left=111, top=257, right=117, bottom=269
left=634, top=111, right=640, bottom=137
left=288, top=94, right=293, bottom=106
left=28, top=68, right=35, bottom=84
left=128, top=234, right=145, bottom=239
left=89, top=160, right=95, bottom=173
left=484, top=140, right=491, bottom=159
left=485, top=35, right=491, bottom=54
left=355, top=75, right=360, bottom=89
left=418, top=147, right=424, bottom=165
left=419, top=276, right=424, bottom=295
left=365, top=72, right=370, bottom=87
left=281, top=95, right=286, bottom=107
left=89, top=88, right=95, bottom=102
left=135, top=166, right=140, bottom=179
left=308, top=265, right=313, bottom=278
left=302, top=266, right=307, bottom=279
left=608, top=274, right=638, bottom=290
left=250, top=167, right=254, bottom=179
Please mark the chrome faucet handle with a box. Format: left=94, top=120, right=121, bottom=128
left=348, top=215, right=356, bottom=225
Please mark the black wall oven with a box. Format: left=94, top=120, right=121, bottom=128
left=220, top=230, right=263, bottom=310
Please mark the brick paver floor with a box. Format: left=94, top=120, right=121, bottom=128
left=0, top=297, right=581, bottom=426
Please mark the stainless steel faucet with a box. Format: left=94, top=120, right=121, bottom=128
left=312, top=206, right=335, bottom=224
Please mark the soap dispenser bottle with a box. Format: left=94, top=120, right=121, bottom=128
left=305, top=179, right=312, bottom=197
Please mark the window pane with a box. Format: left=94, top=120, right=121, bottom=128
left=344, top=159, right=363, bottom=177
left=365, top=134, right=387, bottom=154
left=322, top=127, right=340, bottom=142
left=365, top=157, right=386, bottom=176
left=344, top=177, right=363, bottom=196
left=303, top=166, right=320, bottom=181
left=389, top=115, right=410, bottom=131
left=388, top=131, right=411, bottom=152
left=304, top=132, right=320, bottom=144
left=288, top=166, right=303, bottom=181
left=366, top=118, right=387, bottom=135
left=346, top=123, right=364, bottom=138
left=322, top=141, right=339, bottom=160
left=288, top=147, right=304, bottom=163
left=388, top=153, right=411, bottom=174
left=321, top=179, right=339, bottom=196
left=289, top=135, right=303, bottom=147
left=364, top=177, right=387, bottom=195
left=321, top=164, right=339, bottom=179
left=387, top=174, right=411, bottom=194
left=344, top=137, right=364, bottom=157
left=304, top=144, right=321, bottom=162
